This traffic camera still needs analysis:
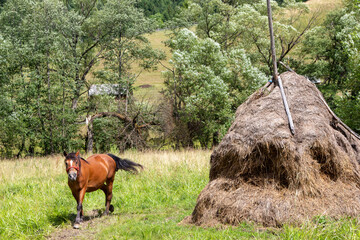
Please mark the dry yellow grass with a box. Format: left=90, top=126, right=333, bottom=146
left=0, top=149, right=211, bottom=183
left=124, top=149, right=211, bottom=173
left=306, top=0, right=343, bottom=12
left=0, top=155, right=64, bottom=182
left=304, top=0, right=343, bottom=21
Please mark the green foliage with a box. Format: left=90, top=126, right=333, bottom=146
left=0, top=0, right=163, bottom=157
left=0, top=0, right=358, bottom=154
left=136, top=0, right=185, bottom=22
left=178, top=0, right=313, bottom=74
left=88, top=0, right=165, bottom=153
left=0, top=0, right=82, bottom=156
left=164, top=29, right=266, bottom=147
left=95, top=0, right=165, bottom=88
left=299, top=10, right=352, bottom=85
left=333, top=95, right=360, bottom=133
left=297, top=4, right=360, bottom=134
left=275, top=0, right=308, bottom=6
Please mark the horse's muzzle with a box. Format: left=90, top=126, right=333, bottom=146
left=68, top=172, right=77, bottom=181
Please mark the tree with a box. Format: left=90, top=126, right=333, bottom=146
left=0, top=0, right=164, bottom=156
left=136, top=0, right=185, bottom=22
left=183, top=0, right=318, bottom=74
left=163, top=29, right=266, bottom=147
left=94, top=0, right=165, bottom=110
left=0, top=0, right=80, bottom=155
left=294, top=2, right=360, bottom=133
left=85, top=0, right=165, bottom=153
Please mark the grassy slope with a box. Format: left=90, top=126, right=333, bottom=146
left=131, top=30, right=173, bottom=102
left=1, top=150, right=360, bottom=239
left=306, top=0, right=343, bottom=13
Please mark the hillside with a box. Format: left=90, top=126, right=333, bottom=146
left=306, top=0, right=342, bottom=12
left=132, top=30, right=172, bottom=102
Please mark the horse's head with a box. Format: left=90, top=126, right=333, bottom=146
left=63, top=151, right=81, bottom=181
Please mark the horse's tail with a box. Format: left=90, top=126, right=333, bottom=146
left=107, top=153, right=143, bottom=173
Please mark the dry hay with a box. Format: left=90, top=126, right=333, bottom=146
left=183, top=72, right=360, bottom=227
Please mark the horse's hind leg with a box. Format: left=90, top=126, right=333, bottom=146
left=100, top=184, right=108, bottom=208
left=102, top=180, right=114, bottom=215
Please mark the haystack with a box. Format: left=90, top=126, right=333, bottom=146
left=183, top=71, right=360, bottom=227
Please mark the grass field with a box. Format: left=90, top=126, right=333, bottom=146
left=1, top=150, right=360, bottom=239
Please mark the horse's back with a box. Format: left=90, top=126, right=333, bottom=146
left=85, top=154, right=117, bottom=189
left=87, top=154, right=116, bottom=167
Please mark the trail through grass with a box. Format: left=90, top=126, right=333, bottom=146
left=1, top=150, right=360, bottom=239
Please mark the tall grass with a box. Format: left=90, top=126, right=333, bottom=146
left=1, top=150, right=360, bottom=239
left=0, top=155, right=70, bottom=238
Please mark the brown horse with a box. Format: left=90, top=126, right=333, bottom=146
left=63, top=151, right=143, bottom=229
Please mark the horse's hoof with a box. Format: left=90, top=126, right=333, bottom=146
left=73, top=223, right=81, bottom=229
left=109, top=205, right=114, bottom=213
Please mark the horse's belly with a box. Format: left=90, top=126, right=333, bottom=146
left=86, top=186, right=102, bottom=192
left=86, top=176, right=107, bottom=192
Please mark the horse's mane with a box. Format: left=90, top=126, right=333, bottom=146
left=66, top=152, right=90, bottom=164
left=80, top=157, right=90, bottom=164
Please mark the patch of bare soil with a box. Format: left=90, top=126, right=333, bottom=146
left=138, top=84, right=152, bottom=88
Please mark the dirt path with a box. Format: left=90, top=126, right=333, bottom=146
left=47, top=210, right=116, bottom=240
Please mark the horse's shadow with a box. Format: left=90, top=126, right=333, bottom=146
left=49, top=209, right=119, bottom=227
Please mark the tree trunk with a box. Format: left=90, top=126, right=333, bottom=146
left=47, top=51, right=54, bottom=154
left=85, top=112, right=154, bottom=153
left=86, top=116, right=94, bottom=153
left=86, top=112, right=132, bottom=153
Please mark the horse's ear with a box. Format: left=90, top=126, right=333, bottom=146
left=75, top=151, right=79, bottom=157
left=63, top=151, right=67, bottom=157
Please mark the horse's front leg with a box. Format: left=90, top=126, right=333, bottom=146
left=74, top=187, right=86, bottom=229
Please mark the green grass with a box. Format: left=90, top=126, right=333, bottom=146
left=1, top=150, right=360, bottom=239
left=0, top=156, right=73, bottom=238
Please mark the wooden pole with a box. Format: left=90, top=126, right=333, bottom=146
left=266, top=0, right=295, bottom=135
left=267, top=0, right=279, bottom=85
left=278, top=76, right=295, bottom=135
